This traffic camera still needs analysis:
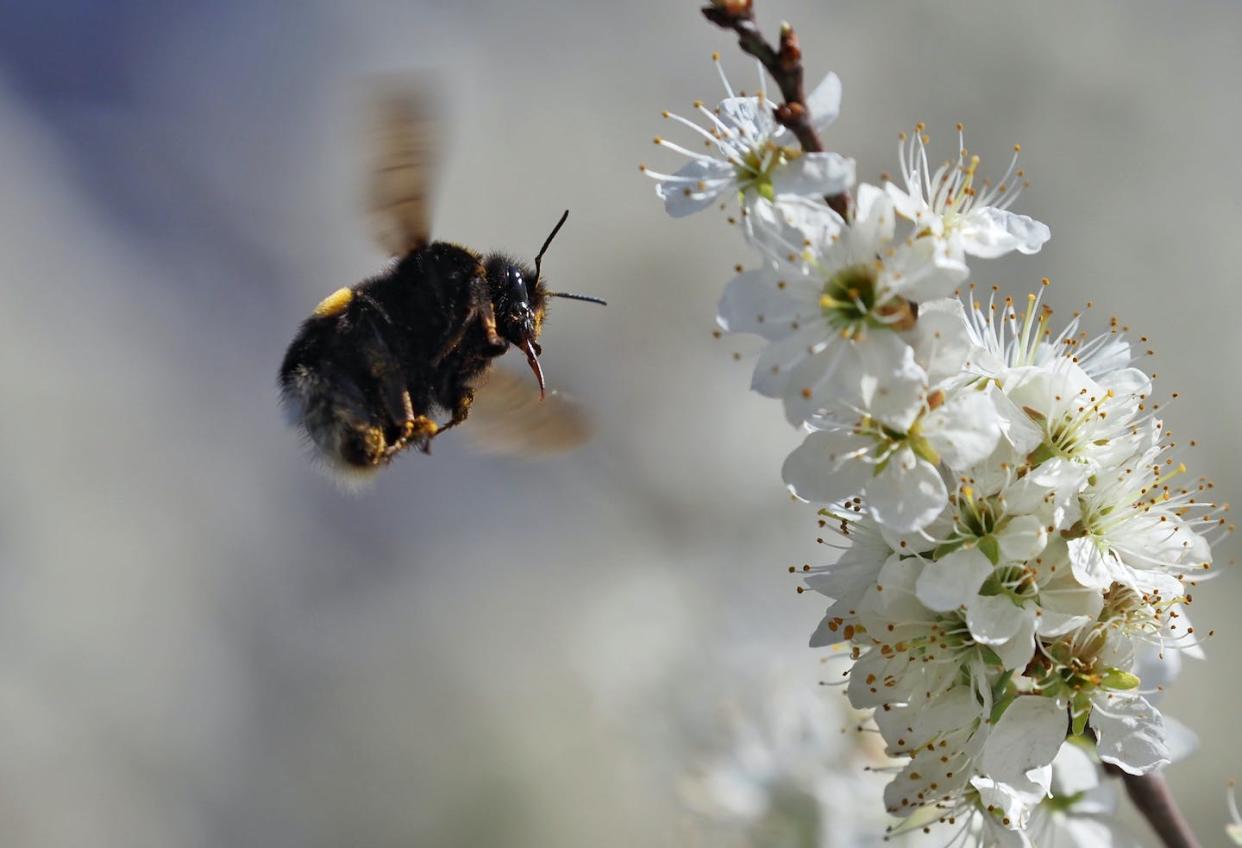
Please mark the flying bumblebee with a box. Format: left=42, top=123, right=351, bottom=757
left=279, top=83, right=605, bottom=478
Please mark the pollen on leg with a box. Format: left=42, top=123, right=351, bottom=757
left=408, top=415, right=440, bottom=441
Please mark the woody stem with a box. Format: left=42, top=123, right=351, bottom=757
left=1112, top=767, right=1200, bottom=848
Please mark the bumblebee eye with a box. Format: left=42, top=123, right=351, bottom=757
left=507, top=268, right=529, bottom=303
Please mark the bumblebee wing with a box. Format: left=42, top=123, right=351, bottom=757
left=462, top=366, right=593, bottom=456
left=365, top=80, right=439, bottom=257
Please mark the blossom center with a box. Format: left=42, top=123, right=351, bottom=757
left=934, top=489, right=1015, bottom=565
left=1029, top=628, right=1140, bottom=734
left=978, top=564, right=1038, bottom=604
left=819, top=263, right=880, bottom=328
left=735, top=141, right=798, bottom=202
left=853, top=411, right=941, bottom=473
left=1025, top=390, right=1115, bottom=467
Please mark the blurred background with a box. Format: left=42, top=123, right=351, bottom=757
left=0, top=1, right=1239, bottom=845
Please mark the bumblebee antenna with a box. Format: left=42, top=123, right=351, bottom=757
left=534, top=211, right=606, bottom=306
left=546, top=291, right=607, bottom=306
left=533, top=209, right=570, bottom=287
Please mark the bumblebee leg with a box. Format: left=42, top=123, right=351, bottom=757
left=383, top=425, right=435, bottom=458
left=408, top=415, right=440, bottom=454
left=401, top=387, right=416, bottom=425
left=438, top=386, right=475, bottom=433
left=384, top=391, right=440, bottom=457
left=476, top=301, right=506, bottom=354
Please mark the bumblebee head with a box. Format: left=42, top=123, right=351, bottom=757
left=493, top=262, right=541, bottom=343
left=484, top=257, right=545, bottom=395
left=487, top=211, right=605, bottom=399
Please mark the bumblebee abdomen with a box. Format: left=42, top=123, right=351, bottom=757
left=279, top=284, right=421, bottom=472
left=280, top=361, right=383, bottom=471
left=279, top=314, right=386, bottom=473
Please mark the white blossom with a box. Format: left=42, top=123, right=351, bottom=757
left=783, top=384, right=1002, bottom=533
left=886, top=125, right=1050, bottom=273
left=721, top=183, right=964, bottom=428
left=679, top=662, right=908, bottom=847
left=1065, top=434, right=1212, bottom=601
left=644, top=60, right=854, bottom=265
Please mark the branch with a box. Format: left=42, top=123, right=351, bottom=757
left=701, top=1, right=851, bottom=220
left=1109, top=767, right=1201, bottom=848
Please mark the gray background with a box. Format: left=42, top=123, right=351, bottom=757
left=0, top=1, right=1238, bottom=845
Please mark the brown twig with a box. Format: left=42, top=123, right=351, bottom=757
left=1105, top=765, right=1200, bottom=848
left=701, top=1, right=851, bottom=219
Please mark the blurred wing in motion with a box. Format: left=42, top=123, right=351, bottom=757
left=464, top=366, right=593, bottom=456
left=365, top=80, right=439, bottom=257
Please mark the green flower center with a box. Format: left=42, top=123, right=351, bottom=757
left=735, top=141, right=798, bottom=202
left=932, top=490, right=1014, bottom=565
left=1024, top=391, right=1115, bottom=468
left=979, top=564, right=1038, bottom=603
left=855, top=412, right=941, bottom=478
left=1029, top=628, right=1140, bottom=735
left=820, top=264, right=879, bottom=329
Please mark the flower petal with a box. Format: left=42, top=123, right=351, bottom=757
left=962, top=208, right=1051, bottom=257
left=1067, top=537, right=1118, bottom=590
left=997, top=515, right=1048, bottom=562
left=906, top=297, right=971, bottom=384
left=988, top=386, right=1045, bottom=456
left=924, top=390, right=1003, bottom=471
left=782, top=429, right=872, bottom=504
left=916, top=547, right=994, bottom=612
left=654, top=158, right=733, bottom=217
left=981, top=695, right=1068, bottom=787
left=884, top=180, right=927, bottom=224
left=850, top=183, right=896, bottom=247
left=966, top=593, right=1026, bottom=645
left=717, top=267, right=819, bottom=341
left=886, top=236, right=969, bottom=302
left=751, top=324, right=829, bottom=398
left=717, top=95, right=770, bottom=139
left=1090, top=695, right=1169, bottom=775
left=744, top=195, right=843, bottom=267
left=1097, top=366, right=1150, bottom=399
left=1034, top=609, right=1095, bottom=639
left=783, top=346, right=868, bottom=428
left=866, top=448, right=947, bottom=533
left=1049, top=741, right=1102, bottom=798
left=970, top=777, right=1042, bottom=841
left=855, top=333, right=927, bottom=433
left=806, top=72, right=842, bottom=131
left=992, top=607, right=1037, bottom=670
left=771, top=152, right=855, bottom=197
left=1036, top=568, right=1103, bottom=638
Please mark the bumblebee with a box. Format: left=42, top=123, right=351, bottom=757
left=279, top=85, right=604, bottom=478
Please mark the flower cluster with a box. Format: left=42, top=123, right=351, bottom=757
left=680, top=661, right=910, bottom=848
left=646, top=56, right=1227, bottom=846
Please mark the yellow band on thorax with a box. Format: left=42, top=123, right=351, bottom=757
left=312, top=287, right=353, bottom=318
